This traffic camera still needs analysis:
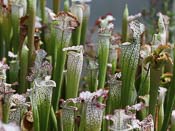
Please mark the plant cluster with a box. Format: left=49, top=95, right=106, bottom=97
left=0, top=0, right=175, bottom=131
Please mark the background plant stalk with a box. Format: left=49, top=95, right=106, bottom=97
left=27, top=0, right=36, bottom=69
left=161, top=47, right=175, bottom=131
left=53, top=0, right=60, bottom=13
left=98, top=34, right=110, bottom=89
left=52, top=30, right=72, bottom=111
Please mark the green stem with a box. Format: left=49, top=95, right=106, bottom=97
left=158, top=104, right=164, bottom=131
left=40, top=0, right=46, bottom=23
left=98, top=34, right=110, bottom=89
left=11, top=15, right=20, bottom=54
left=149, top=67, right=162, bottom=120
left=38, top=101, right=51, bottom=131
left=80, top=4, right=90, bottom=45
left=87, top=60, right=98, bottom=92
left=72, top=27, right=82, bottom=45
left=0, top=13, right=11, bottom=59
left=161, top=47, right=175, bottom=131
left=9, top=60, right=19, bottom=84
left=171, top=110, right=175, bottom=131
left=71, top=4, right=83, bottom=45
left=157, top=87, right=167, bottom=131
left=18, top=44, right=29, bottom=93
left=50, top=106, right=58, bottom=131
left=79, top=103, right=87, bottom=131
left=2, top=102, right=10, bottom=123
left=80, top=16, right=88, bottom=45
left=138, top=64, right=150, bottom=119
left=32, top=104, right=40, bottom=131
left=138, top=64, right=150, bottom=96
left=111, top=60, right=117, bottom=74
left=53, top=0, right=60, bottom=14
left=52, top=31, right=71, bottom=111
left=40, top=0, right=46, bottom=49
left=109, top=46, right=118, bottom=75
left=45, top=24, right=57, bottom=66
left=27, top=0, right=36, bottom=68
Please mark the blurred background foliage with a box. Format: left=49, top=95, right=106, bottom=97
left=46, top=0, right=175, bottom=43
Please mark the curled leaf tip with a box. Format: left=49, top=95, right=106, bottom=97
left=53, top=11, right=79, bottom=31
left=27, top=49, right=52, bottom=81
left=129, top=20, right=145, bottom=37
left=96, top=14, right=115, bottom=34
left=79, top=89, right=108, bottom=102
left=63, top=45, right=84, bottom=52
